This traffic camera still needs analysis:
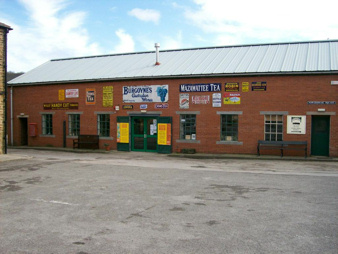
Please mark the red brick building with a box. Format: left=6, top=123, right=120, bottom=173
left=8, top=40, right=338, bottom=157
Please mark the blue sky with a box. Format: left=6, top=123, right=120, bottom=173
left=1, top=0, right=338, bottom=72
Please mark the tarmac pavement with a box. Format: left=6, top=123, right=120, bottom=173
left=0, top=148, right=337, bottom=254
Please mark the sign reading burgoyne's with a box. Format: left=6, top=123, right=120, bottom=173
left=123, top=85, right=168, bottom=103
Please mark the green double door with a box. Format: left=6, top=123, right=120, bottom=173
left=131, top=117, right=158, bottom=152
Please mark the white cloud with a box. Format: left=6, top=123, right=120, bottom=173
left=111, top=29, right=135, bottom=53
left=128, top=8, right=160, bottom=24
left=184, top=0, right=338, bottom=45
left=161, top=31, right=183, bottom=50
left=6, top=0, right=101, bottom=72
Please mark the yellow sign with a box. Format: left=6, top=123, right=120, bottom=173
left=242, top=82, right=249, bottom=92
left=103, top=86, right=113, bottom=107
left=117, top=123, right=129, bottom=143
left=157, top=123, right=171, bottom=145
left=59, top=90, right=65, bottom=100
left=224, top=93, right=241, bottom=104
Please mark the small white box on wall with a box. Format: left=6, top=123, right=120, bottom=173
left=287, top=115, right=306, bottom=134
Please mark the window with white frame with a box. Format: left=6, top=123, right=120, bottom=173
left=97, top=114, right=110, bottom=137
left=264, top=115, right=283, bottom=141
left=42, top=114, right=53, bottom=135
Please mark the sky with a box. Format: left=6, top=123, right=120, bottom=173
left=1, top=0, right=338, bottom=73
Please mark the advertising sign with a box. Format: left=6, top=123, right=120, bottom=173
left=158, top=123, right=171, bottom=145
left=192, top=95, right=210, bottom=104
left=179, top=83, right=221, bottom=92
left=123, top=85, right=168, bottom=103
left=86, top=88, right=96, bottom=105
left=117, top=123, right=129, bottom=143
left=242, top=82, right=249, bottom=92
left=66, top=89, right=79, bottom=98
left=59, top=90, right=65, bottom=101
left=43, top=102, right=78, bottom=110
left=287, top=115, right=306, bottom=134
left=122, top=105, right=133, bottom=110
left=180, top=94, right=189, bottom=109
left=154, top=103, right=169, bottom=109
left=224, top=93, right=241, bottom=104
left=212, top=93, right=222, bottom=107
left=252, top=82, right=267, bottom=91
left=225, top=83, right=239, bottom=92
left=307, top=101, right=336, bottom=105
left=103, top=86, right=113, bottom=107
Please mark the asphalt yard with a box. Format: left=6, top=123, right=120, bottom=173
left=1, top=149, right=337, bottom=254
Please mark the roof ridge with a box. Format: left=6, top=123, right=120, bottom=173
left=51, top=39, right=338, bottom=62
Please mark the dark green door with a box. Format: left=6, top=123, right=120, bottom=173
left=131, top=117, right=158, bottom=152
left=311, top=116, right=330, bottom=156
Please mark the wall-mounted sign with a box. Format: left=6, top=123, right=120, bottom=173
left=307, top=101, right=336, bottom=105
left=117, top=123, right=129, bottom=143
left=287, top=115, right=306, bottom=134
left=179, top=83, right=221, bottom=92
left=179, top=93, right=189, bottom=109
left=58, top=90, right=65, bottom=101
left=122, top=105, right=133, bottom=110
left=155, top=103, right=169, bottom=109
left=86, top=88, right=96, bottom=105
left=66, top=89, right=79, bottom=98
left=242, top=82, right=249, bottom=92
left=123, top=85, right=168, bottom=103
left=140, top=104, right=148, bottom=109
left=225, top=83, right=239, bottom=92
left=192, top=95, right=210, bottom=104
left=224, top=93, right=241, bottom=104
left=252, top=82, right=267, bottom=91
left=212, top=93, right=222, bottom=107
left=43, top=102, right=78, bottom=110
left=158, top=123, right=171, bottom=145
left=103, top=86, right=113, bottom=107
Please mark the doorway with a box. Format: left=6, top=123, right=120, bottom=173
left=131, top=117, right=158, bottom=152
left=19, top=118, right=28, bottom=146
left=311, top=116, right=330, bottom=156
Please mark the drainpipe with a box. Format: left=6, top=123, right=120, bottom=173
left=10, top=85, right=13, bottom=146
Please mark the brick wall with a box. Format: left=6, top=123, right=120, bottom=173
left=8, top=74, right=338, bottom=156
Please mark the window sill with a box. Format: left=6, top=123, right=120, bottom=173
left=176, top=139, right=200, bottom=144
left=99, top=137, right=114, bottom=140
left=216, top=141, right=243, bottom=145
left=39, top=134, right=55, bottom=138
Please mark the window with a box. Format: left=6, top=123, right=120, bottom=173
left=97, top=114, right=110, bottom=137
left=69, top=114, right=80, bottom=136
left=42, top=114, right=53, bottom=135
left=180, top=114, right=196, bottom=140
left=221, top=114, right=238, bottom=141
left=265, top=115, right=283, bottom=141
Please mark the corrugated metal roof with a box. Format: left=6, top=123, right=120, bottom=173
left=9, top=40, right=338, bottom=85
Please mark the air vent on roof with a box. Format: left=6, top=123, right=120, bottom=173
left=155, top=43, right=160, bottom=65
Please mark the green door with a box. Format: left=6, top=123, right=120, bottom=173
left=311, top=116, right=330, bottom=156
left=131, top=117, right=158, bottom=152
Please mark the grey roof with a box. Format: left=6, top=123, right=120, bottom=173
left=9, top=40, right=338, bottom=85
left=0, top=22, right=12, bottom=30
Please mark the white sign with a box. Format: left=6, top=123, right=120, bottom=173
left=123, top=85, right=168, bottom=103
left=192, top=95, right=210, bottom=104
left=66, top=89, right=79, bottom=98
left=287, top=115, right=306, bottom=134
left=212, top=93, right=221, bottom=107
left=180, top=94, right=189, bottom=109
